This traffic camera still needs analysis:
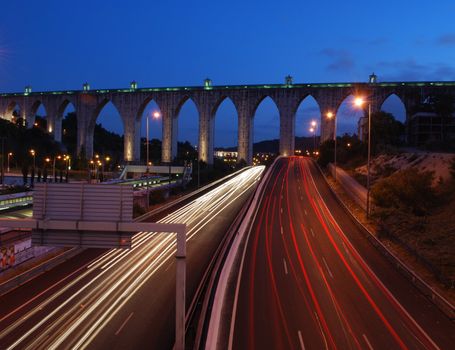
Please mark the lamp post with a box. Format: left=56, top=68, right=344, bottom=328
left=309, top=120, right=317, bottom=155
left=354, top=97, right=372, bottom=217
left=327, top=112, right=337, bottom=181
left=30, top=149, right=36, bottom=169
left=53, top=155, right=61, bottom=182
left=146, top=111, right=161, bottom=170
left=7, top=153, right=13, bottom=173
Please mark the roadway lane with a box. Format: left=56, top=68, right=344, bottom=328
left=232, top=157, right=454, bottom=350
left=0, top=166, right=264, bottom=349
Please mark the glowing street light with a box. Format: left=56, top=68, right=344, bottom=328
left=354, top=96, right=372, bottom=217
left=30, top=149, right=36, bottom=169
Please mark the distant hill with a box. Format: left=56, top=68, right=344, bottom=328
left=219, top=136, right=321, bottom=153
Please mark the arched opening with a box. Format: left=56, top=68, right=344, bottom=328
left=60, top=100, right=77, bottom=156
left=87, top=100, right=124, bottom=170
left=175, top=97, right=199, bottom=163
left=336, top=95, right=364, bottom=137
left=30, top=101, right=48, bottom=132
left=139, top=98, right=162, bottom=165
left=213, top=97, right=238, bottom=166
left=253, top=96, right=280, bottom=158
left=295, top=95, right=321, bottom=155
left=381, top=94, right=406, bottom=123
left=4, top=101, right=22, bottom=124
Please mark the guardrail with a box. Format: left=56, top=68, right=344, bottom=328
left=317, top=163, right=455, bottom=320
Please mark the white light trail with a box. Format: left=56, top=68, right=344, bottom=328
left=0, top=166, right=264, bottom=350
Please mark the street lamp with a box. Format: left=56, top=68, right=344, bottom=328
left=309, top=120, right=317, bottom=155
left=53, top=155, right=61, bottom=182
left=7, top=152, right=13, bottom=173
left=326, top=112, right=337, bottom=181
left=146, top=110, right=161, bottom=170
left=354, top=97, right=372, bottom=217
left=30, top=149, right=36, bottom=169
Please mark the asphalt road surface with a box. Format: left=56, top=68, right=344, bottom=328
left=0, top=166, right=264, bottom=349
left=231, top=157, right=454, bottom=350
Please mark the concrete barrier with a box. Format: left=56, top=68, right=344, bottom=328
left=328, top=163, right=366, bottom=211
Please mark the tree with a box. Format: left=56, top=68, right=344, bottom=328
left=370, top=111, right=404, bottom=153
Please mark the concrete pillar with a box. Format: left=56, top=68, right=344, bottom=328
left=198, top=106, right=214, bottom=164
left=45, top=103, right=62, bottom=143
left=85, top=127, right=94, bottom=159
left=54, top=117, right=62, bottom=142
left=123, top=118, right=135, bottom=162
left=133, top=117, right=141, bottom=162
left=279, top=107, right=294, bottom=157
left=162, top=110, right=177, bottom=163
left=24, top=103, right=34, bottom=129
left=237, top=109, right=253, bottom=164
left=75, top=95, right=97, bottom=158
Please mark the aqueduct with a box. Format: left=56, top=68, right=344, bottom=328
left=1, top=77, right=454, bottom=165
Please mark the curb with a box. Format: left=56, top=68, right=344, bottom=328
left=0, top=247, right=84, bottom=297
left=316, top=163, right=455, bottom=321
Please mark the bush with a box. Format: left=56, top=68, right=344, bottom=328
left=371, top=168, right=436, bottom=217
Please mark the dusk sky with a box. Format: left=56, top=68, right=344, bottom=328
left=1, top=0, right=454, bottom=147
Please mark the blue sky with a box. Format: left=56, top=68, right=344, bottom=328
left=1, top=0, right=454, bottom=147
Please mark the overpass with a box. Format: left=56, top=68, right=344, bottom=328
left=1, top=76, right=454, bottom=164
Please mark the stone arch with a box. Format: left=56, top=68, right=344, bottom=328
left=28, top=100, right=48, bottom=130
left=294, top=94, right=322, bottom=153
left=379, top=93, right=407, bottom=123
left=252, top=95, right=281, bottom=155
left=136, top=96, right=163, bottom=164
left=212, top=96, right=239, bottom=161
left=335, top=94, right=365, bottom=138
left=4, top=100, right=22, bottom=123
left=85, top=98, right=125, bottom=160
left=174, top=96, right=200, bottom=161
left=251, top=95, right=280, bottom=118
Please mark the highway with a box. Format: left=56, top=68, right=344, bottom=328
left=231, top=157, right=454, bottom=350
left=0, top=166, right=264, bottom=349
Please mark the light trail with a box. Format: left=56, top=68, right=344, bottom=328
left=0, top=166, right=264, bottom=349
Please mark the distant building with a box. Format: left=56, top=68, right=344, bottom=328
left=407, top=111, right=455, bottom=146
left=214, top=150, right=238, bottom=158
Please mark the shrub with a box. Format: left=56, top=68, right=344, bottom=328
left=371, top=168, right=436, bottom=217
